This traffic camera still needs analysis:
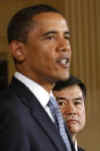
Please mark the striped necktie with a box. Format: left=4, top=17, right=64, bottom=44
left=48, top=96, right=72, bottom=151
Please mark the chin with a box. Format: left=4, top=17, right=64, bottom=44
left=69, top=128, right=80, bottom=134
left=51, top=72, right=70, bottom=83
left=59, top=73, right=70, bottom=81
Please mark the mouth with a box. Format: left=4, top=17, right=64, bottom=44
left=66, top=119, right=80, bottom=125
left=57, top=57, right=70, bottom=68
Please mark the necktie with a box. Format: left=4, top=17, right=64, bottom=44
left=48, top=96, right=72, bottom=151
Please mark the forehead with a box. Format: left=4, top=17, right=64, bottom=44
left=54, top=85, right=83, bottom=99
left=32, top=12, right=69, bottom=32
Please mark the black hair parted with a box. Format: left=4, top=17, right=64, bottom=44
left=7, top=4, right=62, bottom=44
left=53, top=75, right=86, bottom=99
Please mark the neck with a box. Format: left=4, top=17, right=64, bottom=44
left=16, top=69, right=55, bottom=93
left=71, top=134, right=77, bottom=143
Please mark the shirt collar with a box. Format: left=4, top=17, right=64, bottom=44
left=14, top=72, right=50, bottom=108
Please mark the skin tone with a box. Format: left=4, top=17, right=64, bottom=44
left=54, top=85, right=86, bottom=142
left=9, top=12, right=72, bottom=92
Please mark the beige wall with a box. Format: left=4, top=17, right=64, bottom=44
left=0, top=0, right=100, bottom=150
left=64, top=0, right=100, bottom=150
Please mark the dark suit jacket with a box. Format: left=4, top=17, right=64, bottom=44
left=78, top=146, right=85, bottom=151
left=0, top=78, right=75, bottom=151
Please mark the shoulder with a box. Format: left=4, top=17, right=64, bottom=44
left=0, top=86, right=27, bottom=119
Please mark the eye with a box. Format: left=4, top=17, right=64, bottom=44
left=57, top=100, right=66, bottom=107
left=44, top=33, right=56, bottom=40
left=64, top=36, right=70, bottom=40
left=46, top=36, right=55, bottom=40
left=64, top=33, right=71, bottom=40
left=74, top=101, right=82, bottom=106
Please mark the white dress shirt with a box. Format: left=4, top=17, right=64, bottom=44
left=14, top=72, right=55, bottom=122
left=74, top=140, right=78, bottom=151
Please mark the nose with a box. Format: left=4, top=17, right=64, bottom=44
left=58, top=38, right=71, bottom=54
left=66, top=102, right=76, bottom=115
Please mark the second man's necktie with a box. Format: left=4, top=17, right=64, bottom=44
left=48, top=96, right=72, bottom=151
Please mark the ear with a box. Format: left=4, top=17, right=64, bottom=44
left=9, top=40, right=25, bottom=62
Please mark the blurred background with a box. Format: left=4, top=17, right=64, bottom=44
left=0, top=0, right=100, bottom=150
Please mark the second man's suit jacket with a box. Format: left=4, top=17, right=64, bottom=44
left=78, top=146, right=85, bottom=151
left=0, top=77, right=75, bottom=151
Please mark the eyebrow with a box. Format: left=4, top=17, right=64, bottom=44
left=55, top=96, right=66, bottom=101
left=73, top=97, right=84, bottom=101
left=42, top=31, right=57, bottom=37
left=56, top=96, right=84, bottom=101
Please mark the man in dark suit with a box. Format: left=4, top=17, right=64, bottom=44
left=0, top=4, right=75, bottom=151
left=53, top=75, right=86, bottom=151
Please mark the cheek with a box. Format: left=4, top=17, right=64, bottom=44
left=35, top=42, right=58, bottom=71
left=61, top=106, right=70, bottom=114
left=60, top=108, right=69, bottom=120
left=38, top=45, right=55, bottom=63
left=79, top=110, right=86, bottom=126
left=32, top=48, right=51, bottom=66
left=60, top=107, right=66, bottom=115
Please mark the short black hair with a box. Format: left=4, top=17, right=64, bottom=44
left=7, top=4, right=62, bottom=43
left=53, top=75, right=86, bottom=99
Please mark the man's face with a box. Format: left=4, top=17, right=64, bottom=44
left=21, top=12, right=71, bottom=85
left=54, top=85, right=86, bottom=135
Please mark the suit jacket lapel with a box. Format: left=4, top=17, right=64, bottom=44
left=32, top=99, right=67, bottom=151
left=9, top=78, right=67, bottom=151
